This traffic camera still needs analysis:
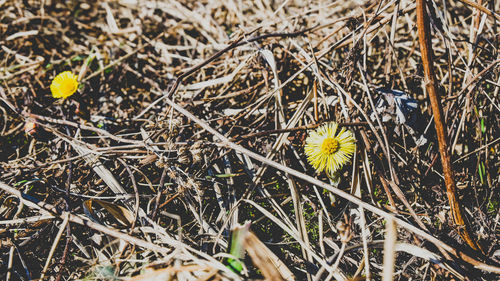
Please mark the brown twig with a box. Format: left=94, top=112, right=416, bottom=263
left=28, top=113, right=145, bottom=145
left=313, top=79, right=319, bottom=122
left=455, top=0, right=500, bottom=21
left=444, top=59, right=500, bottom=101
left=230, top=122, right=368, bottom=141
left=416, top=0, right=481, bottom=252
left=151, top=167, right=168, bottom=220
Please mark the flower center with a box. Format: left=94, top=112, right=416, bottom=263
left=321, top=138, right=339, bottom=155
left=61, top=80, right=76, bottom=94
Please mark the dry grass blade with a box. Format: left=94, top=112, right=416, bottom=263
left=83, top=199, right=135, bottom=228
left=40, top=213, right=69, bottom=280
left=244, top=231, right=295, bottom=281
left=381, top=217, right=397, bottom=281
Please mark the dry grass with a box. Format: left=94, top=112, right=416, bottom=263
left=0, top=0, right=499, bottom=280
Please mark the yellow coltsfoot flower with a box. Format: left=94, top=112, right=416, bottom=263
left=50, top=71, right=78, bottom=99
left=305, top=122, right=356, bottom=177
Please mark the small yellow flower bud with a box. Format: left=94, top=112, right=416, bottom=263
left=50, top=71, right=79, bottom=99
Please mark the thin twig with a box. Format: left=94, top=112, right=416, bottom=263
left=230, top=121, right=368, bottom=141
left=40, top=213, right=69, bottom=280
left=454, top=0, right=500, bottom=21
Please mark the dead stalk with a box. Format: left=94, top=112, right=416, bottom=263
left=415, top=0, right=480, bottom=252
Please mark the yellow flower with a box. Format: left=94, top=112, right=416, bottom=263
left=50, top=71, right=78, bottom=99
left=305, top=122, right=356, bottom=176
